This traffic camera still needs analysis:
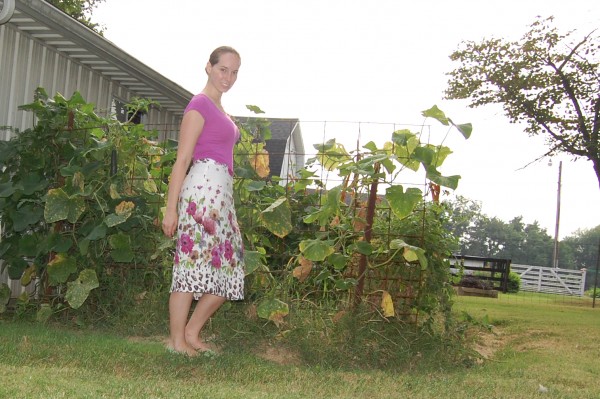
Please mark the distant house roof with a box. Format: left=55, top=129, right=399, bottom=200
left=235, top=116, right=305, bottom=179
left=2, top=0, right=193, bottom=116
left=265, top=118, right=304, bottom=178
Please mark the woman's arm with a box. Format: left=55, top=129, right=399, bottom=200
left=162, top=110, right=205, bottom=237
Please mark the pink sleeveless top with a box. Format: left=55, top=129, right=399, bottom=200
left=184, top=93, right=240, bottom=175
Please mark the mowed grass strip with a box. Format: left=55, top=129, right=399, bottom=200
left=1, top=294, right=599, bottom=399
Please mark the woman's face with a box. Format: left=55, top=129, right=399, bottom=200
left=206, top=52, right=241, bottom=93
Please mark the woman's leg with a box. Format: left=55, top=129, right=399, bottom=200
left=167, top=291, right=197, bottom=355
left=185, top=293, right=227, bottom=351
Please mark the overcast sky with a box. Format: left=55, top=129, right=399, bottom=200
left=94, top=0, right=599, bottom=239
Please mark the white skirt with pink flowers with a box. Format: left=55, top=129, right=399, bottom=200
left=170, top=158, right=245, bottom=300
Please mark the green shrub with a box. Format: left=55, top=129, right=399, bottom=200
left=507, top=271, right=521, bottom=293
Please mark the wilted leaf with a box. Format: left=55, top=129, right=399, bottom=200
left=20, top=265, right=36, bottom=286
left=292, top=257, right=313, bottom=282
left=403, top=247, right=420, bottom=262
left=115, top=200, right=135, bottom=216
left=251, top=149, right=270, bottom=178
left=72, top=171, right=85, bottom=192
left=381, top=290, right=395, bottom=318
left=109, top=184, right=121, bottom=199
left=390, top=239, right=429, bottom=270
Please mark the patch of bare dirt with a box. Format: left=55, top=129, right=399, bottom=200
left=254, top=342, right=303, bottom=366
left=469, top=327, right=506, bottom=362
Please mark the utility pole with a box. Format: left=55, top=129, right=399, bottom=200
left=552, top=161, right=562, bottom=269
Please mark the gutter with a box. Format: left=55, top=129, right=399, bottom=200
left=0, top=0, right=16, bottom=25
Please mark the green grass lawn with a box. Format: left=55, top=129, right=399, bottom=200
left=1, top=294, right=599, bottom=399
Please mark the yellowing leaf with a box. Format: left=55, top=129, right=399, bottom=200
left=403, top=247, right=419, bottom=262
left=109, top=184, right=121, bottom=199
left=20, top=265, right=36, bottom=286
left=115, top=201, right=135, bottom=216
left=381, top=290, right=395, bottom=318
left=251, top=149, right=270, bottom=178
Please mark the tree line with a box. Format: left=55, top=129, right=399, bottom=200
left=445, top=196, right=599, bottom=289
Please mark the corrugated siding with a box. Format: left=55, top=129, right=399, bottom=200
left=0, top=23, right=182, bottom=139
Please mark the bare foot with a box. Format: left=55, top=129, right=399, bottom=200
left=185, top=336, right=221, bottom=354
left=165, top=339, right=197, bottom=356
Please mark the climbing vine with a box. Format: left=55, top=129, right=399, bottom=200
left=0, top=89, right=471, bottom=329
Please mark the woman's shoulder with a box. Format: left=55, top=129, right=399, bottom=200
left=185, top=93, right=211, bottom=115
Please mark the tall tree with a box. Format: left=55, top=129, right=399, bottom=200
left=560, top=226, right=600, bottom=289
left=444, top=197, right=554, bottom=265
left=47, top=0, right=105, bottom=34
left=445, top=16, right=600, bottom=189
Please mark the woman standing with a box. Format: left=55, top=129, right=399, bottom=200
left=162, top=46, right=244, bottom=356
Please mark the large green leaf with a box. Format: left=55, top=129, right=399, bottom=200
left=260, top=197, right=292, bottom=238
left=244, top=250, right=265, bottom=275
left=109, top=233, right=134, bottom=263
left=21, top=173, right=48, bottom=195
left=85, top=223, right=107, bottom=240
left=65, top=269, right=99, bottom=309
left=47, top=253, right=77, bottom=285
left=7, top=258, right=28, bottom=280
left=303, top=186, right=342, bottom=226
left=0, top=182, right=16, bottom=198
left=426, top=168, right=461, bottom=190
left=13, top=205, right=44, bottom=232
left=105, top=213, right=130, bottom=228
left=257, top=298, right=289, bottom=325
left=313, top=139, right=351, bottom=171
left=450, top=120, right=472, bottom=139
left=385, top=186, right=423, bottom=220
left=327, top=253, right=349, bottom=271
left=245, top=181, right=266, bottom=192
left=299, top=239, right=335, bottom=261
left=17, top=234, right=39, bottom=257
left=422, top=105, right=449, bottom=126
left=352, top=241, right=374, bottom=256
left=44, top=188, right=86, bottom=223
left=110, top=248, right=134, bottom=263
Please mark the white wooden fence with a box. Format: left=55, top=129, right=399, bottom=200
left=511, top=263, right=586, bottom=296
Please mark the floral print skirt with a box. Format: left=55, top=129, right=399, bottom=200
left=170, top=158, right=245, bottom=300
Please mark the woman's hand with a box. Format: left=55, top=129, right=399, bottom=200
left=162, top=209, right=178, bottom=238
